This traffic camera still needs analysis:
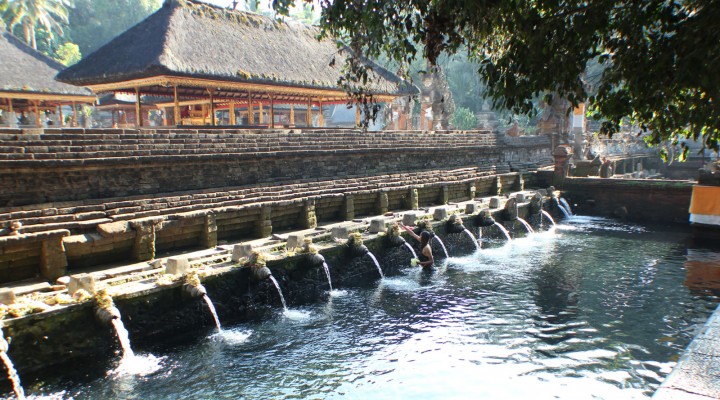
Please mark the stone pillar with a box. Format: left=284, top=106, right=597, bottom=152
left=201, top=214, right=217, bottom=248
left=409, top=188, right=419, bottom=210
left=440, top=186, right=449, bottom=205
left=493, top=176, right=503, bottom=196
left=40, top=235, right=68, bottom=280
left=469, top=183, right=477, bottom=200
left=552, top=145, right=573, bottom=187
left=514, top=172, right=525, bottom=191
left=256, top=206, right=272, bottom=238
left=377, top=191, right=389, bottom=214
left=130, top=218, right=162, bottom=261
left=344, top=195, right=355, bottom=221
left=300, top=200, right=317, bottom=229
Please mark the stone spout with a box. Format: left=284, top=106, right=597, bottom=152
left=95, top=304, right=121, bottom=325
left=474, top=210, right=496, bottom=227
left=445, top=215, right=466, bottom=234
left=182, top=272, right=207, bottom=298
left=251, top=266, right=272, bottom=281
left=528, top=193, right=544, bottom=215
left=183, top=283, right=207, bottom=299
left=502, top=197, right=518, bottom=221
left=307, top=253, right=326, bottom=267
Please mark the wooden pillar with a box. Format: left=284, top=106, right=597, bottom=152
left=269, top=95, right=275, bottom=128
left=34, top=101, right=41, bottom=127
left=248, top=93, right=254, bottom=124
left=72, top=101, right=77, bottom=127
left=229, top=101, right=236, bottom=125
left=173, top=85, right=180, bottom=126
left=111, top=109, right=115, bottom=127
left=135, top=88, right=143, bottom=127
left=318, top=100, right=324, bottom=127
left=289, top=104, right=295, bottom=126
left=58, top=104, right=64, bottom=127
left=162, top=107, right=169, bottom=126
left=201, top=104, right=207, bottom=125
left=208, top=89, right=215, bottom=126
left=307, top=97, right=312, bottom=127
left=258, top=102, right=264, bottom=124
left=355, top=104, right=361, bottom=127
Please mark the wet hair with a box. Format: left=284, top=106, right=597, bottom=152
left=420, top=230, right=432, bottom=248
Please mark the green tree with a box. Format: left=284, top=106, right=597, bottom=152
left=54, top=41, right=80, bottom=65
left=2, top=0, right=71, bottom=49
left=452, top=107, right=477, bottom=130
left=271, top=0, right=720, bottom=158
left=68, top=0, right=160, bottom=56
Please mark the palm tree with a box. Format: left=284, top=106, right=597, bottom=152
left=2, top=0, right=71, bottom=49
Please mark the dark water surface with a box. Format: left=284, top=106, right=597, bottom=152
left=20, top=216, right=720, bottom=399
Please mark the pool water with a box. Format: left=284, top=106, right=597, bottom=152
left=22, top=216, right=720, bottom=399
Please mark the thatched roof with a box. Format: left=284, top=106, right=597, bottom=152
left=0, top=31, right=92, bottom=97
left=57, top=0, right=417, bottom=97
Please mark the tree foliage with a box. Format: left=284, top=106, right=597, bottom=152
left=54, top=41, right=80, bottom=65
left=2, top=0, right=71, bottom=49
left=452, top=107, right=477, bottom=130
left=271, top=0, right=720, bottom=156
left=68, top=0, right=161, bottom=56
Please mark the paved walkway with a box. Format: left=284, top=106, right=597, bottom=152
left=654, top=303, right=720, bottom=399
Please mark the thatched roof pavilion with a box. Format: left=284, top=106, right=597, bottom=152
left=0, top=31, right=95, bottom=127
left=57, top=0, right=417, bottom=128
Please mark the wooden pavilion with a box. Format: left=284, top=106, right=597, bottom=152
left=56, top=0, right=417, bottom=128
left=0, top=31, right=95, bottom=128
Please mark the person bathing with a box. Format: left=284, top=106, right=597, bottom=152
left=399, top=223, right=434, bottom=268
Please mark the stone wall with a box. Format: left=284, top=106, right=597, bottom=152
left=0, top=128, right=551, bottom=207
left=549, top=177, right=693, bottom=223
left=0, top=169, right=536, bottom=283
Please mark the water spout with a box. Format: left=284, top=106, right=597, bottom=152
left=493, top=221, right=512, bottom=241
left=541, top=210, right=557, bottom=228
left=400, top=237, right=418, bottom=259
left=268, top=274, right=288, bottom=312
left=433, top=236, right=450, bottom=258
left=321, top=261, right=333, bottom=292
left=111, top=318, right=135, bottom=359
left=517, top=217, right=535, bottom=234
left=0, top=330, right=24, bottom=400
left=365, top=252, right=385, bottom=279
left=203, top=295, right=222, bottom=331
left=462, top=228, right=480, bottom=251
left=558, top=197, right=573, bottom=217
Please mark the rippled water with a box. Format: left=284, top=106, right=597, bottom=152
left=18, top=216, right=720, bottom=399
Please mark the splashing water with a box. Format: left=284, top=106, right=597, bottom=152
left=203, top=295, right=222, bottom=331
left=268, top=275, right=289, bottom=312
left=493, top=221, right=513, bottom=241
left=0, top=351, right=24, bottom=400
left=559, top=197, right=573, bottom=217
left=321, top=262, right=334, bottom=292
left=400, top=237, right=418, bottom=259
left=517, top=217, right=535, bottom=234
left=111, top=318, right=134, bottom=359
left=365, top=252, right=385, bottom=279
left=541, top=210, right=557, bottom=228
left=432, top=236, right=450, bottom=258
left=462, top=228, right=480, bottom=251
left=554, top=198, right=571, bottom=219
left=108, top=317, right=163, bottom=377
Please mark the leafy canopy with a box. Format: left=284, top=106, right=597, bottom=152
left=271, top=0, right=720, bottom=157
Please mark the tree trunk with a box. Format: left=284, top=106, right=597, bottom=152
left=30, top=25, right=37, bottom=50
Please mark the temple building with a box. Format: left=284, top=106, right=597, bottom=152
left=57, top=0, right=417, bottom=128
left=0, top=31, right=95, bottom=128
